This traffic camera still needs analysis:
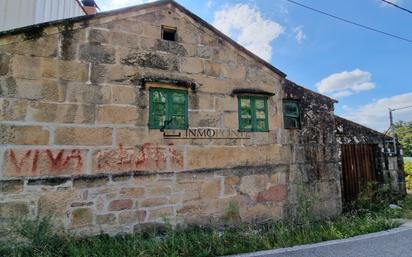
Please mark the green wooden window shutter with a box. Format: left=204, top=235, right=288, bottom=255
left=283, top=100, right=301, bottom=129
left=149, top=88, right=188, bottom=129
left=238, top=96, right=269, bottom=132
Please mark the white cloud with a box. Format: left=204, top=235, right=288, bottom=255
left=293, top=26, right=306, bottom=44
left=316, top=69, right=376, bottom=98
left=341, top=92, right=412, bottom=131
left=101, top=0, right=156, bottom=11
left=212, top=4, right=284, bottom=61
left=207, top=0, right=214, bottom=8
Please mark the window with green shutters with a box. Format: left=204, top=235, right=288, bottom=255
left=149, top=88, right=188, bottom=129
left=238, top=96, right=269, bottom=132
left=283, top=100, right=301, bottom=129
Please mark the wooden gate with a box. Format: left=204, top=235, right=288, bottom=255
left=341, top=144, right=377, bottom=203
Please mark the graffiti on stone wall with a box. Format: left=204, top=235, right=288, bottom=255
left=5, top=149, right=86, bottom=177
left=93, top=143, right=184, bottom=173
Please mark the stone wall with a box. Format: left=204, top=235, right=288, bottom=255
left=0, top=2, right=342, bottom=235
left=283, top=80, right=341, bottom=217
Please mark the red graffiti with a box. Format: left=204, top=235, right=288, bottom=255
left=96, top=143, right=183, bottom=172
left=46, top=149, right=83, bottom=171
left=7, top=149, right=85, bottom=176
left=9, top=150, right=33, bottom=173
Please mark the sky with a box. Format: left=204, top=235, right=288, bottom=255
left=97, top=0, right=412, bottom=132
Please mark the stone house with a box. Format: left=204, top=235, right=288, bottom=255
left=336, top=116, right=406, bottom=202
left=0, top=0, right=403, bottom=236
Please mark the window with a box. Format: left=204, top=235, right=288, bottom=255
left=238, top=96, right=268, bottom=132
left=283, top=100, right=301, bottom=129
left=149, top=88, right=188, bottom=129
left=162, top=26, right=176, bottom=41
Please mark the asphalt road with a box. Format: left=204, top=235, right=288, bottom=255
left=231, top=226, right=412, bottom=257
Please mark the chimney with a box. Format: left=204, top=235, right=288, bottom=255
left=82, top=0, right=98, bottom=15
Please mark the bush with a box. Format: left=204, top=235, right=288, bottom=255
left=404, top=161, right=412, bottom=190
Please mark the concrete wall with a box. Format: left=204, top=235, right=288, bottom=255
left=0, top=3, right=341, bottom=236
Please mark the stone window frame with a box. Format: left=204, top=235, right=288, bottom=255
left=283, top=100, right=302, bottom=129
left=237, top=95, right=269, bottom=132
left=148, top=87, right=188, bottom=130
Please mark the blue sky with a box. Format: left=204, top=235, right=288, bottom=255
left=98, top=0, right=412, bottom=131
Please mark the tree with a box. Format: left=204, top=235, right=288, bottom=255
left=394, top=121, right=412, bottom=157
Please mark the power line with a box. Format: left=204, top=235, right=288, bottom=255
left=381, top=0, right=412, bottom=15
left=285, top=0, right=412, bottom=44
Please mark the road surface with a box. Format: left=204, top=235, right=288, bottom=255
left=230, top=225, right=412, bottom=257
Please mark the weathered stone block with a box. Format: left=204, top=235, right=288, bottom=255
left=65, top=83, right=111, bottom=104
left=0, top=99, right=28, bottom=121
left=109, top=32, right=140, bottom=48
left=221, top=64, right=246, bottom=81
left=4, top=34, right=58, bottom=57
left=73, top=176, right=109, bottom=189
left=108, top=199, right=134, bottom=211
left=120, top=187, right=145, bottom=198
left=115, top=127, right=149, bottom=146
left=256, top=185, right=288, bottom=202
left=111, top=85, right=137, bottom=104
left=0, top=124, right=49, bottom=145
left=180, top=57, right=203, bottom=74
left=43, top=59, right=89, bottom=82
left=271, top=172, right=288, bottom=185
left=0, top=78, right=65, bottom=101
left=55, top=127, right=112, bottom=146
left=223, top=112, right=238, bottom=129
left=148, top=207, right=174, bottom=221
left=215, top=97, right=238, bottom=112
left=119, top=210, right=147, bottom=224
left=187, top=145, right=284, bottom=170
left=0, top=180, right=24, bottom=194
left=4, top=149, right=87, bottom=177
left=142, top=24, right=161, bottom=38
left=224, top=176, right=240, bottom=195
left=200, top=179, right=221, bottom=199
left=79, top=43, right=115, bottom=64
left=96, top=105, right=139, bottom=124
left=101, top=20, right=144, bottom=35
left=71, top=208, right=93, bottom=228
left=153, top=39, right=188, bottom=56
left=141, top=197, right=168, bottom=208
left=38, top=191, right=81, bottom=218
left=92, top=64, right=138, bottom=85
left=189, top=111, right=221, bottom=127
left=59, top=29, right=81, bottom=61
left=28, top=102, right=95, bottom=124
left=240, top=175, right=269, bottom=197
left=0, top=54, right=11, bottom=75
left=10, top=55, right=43, bottom=79
left=96, top=214, right=116, bottom=225
left=203, top=60, right=222, bottom=77
left=0, top=202, right=29, bottom=219
left=147, top=186, right=172, bottom=196
left=196, top=45, right=211, bottom=58
left=121, top=52, right=178, bottom=71
left=88, top=29, right=110, bottom=43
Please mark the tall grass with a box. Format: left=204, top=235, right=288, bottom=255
left=0, top=211, right=398, bottom=257
left=1, top=193, right=404, bottom=257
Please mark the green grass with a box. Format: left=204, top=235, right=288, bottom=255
left=0, top=207, right=402, bottom=257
